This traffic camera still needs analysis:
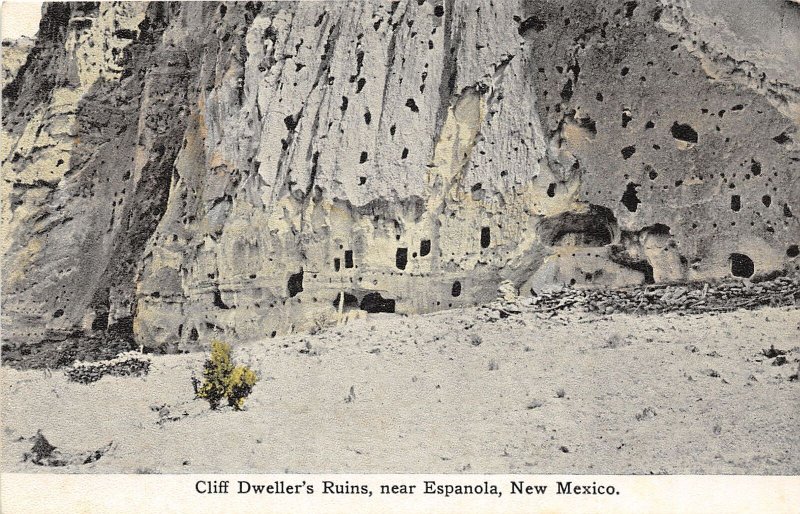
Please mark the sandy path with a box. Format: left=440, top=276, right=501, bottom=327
left=3, top=306, right=798, bottom=474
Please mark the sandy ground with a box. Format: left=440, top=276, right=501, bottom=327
left=2, top=305, right=799, bottom=474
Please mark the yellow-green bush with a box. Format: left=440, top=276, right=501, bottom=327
left=196, top=341, right=258, bottom=410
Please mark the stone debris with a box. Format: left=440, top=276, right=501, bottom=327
left=64, top=351, right=151, bottom=384
left=635, top=407, right=657, bottom=421
left=151, top=400, right=208, bottom=426
left=762, top=345, right=787, bottom=359
left=481, top=274, right=799, bottom=320
left=22, top=430, right=113, bottom=467
left=497, top=280, right=520, bottom=303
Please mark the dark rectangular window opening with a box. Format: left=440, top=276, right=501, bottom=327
left=334, top=258, right=341, bottom=272
left=344, top=250, right=354, bottom=268
left=396, top=248, right=408, bottom=270
left=420, top=239, right=431, bottom=257
left=287, top=270, right=304, bottom=297
left=480, top=226, right=491, bottom=248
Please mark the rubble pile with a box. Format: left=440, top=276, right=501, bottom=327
left=22, top=430, right=114, bottom=467
left=64, top=351, right=151, bottom=384
left=484, top=274, right=799, bottom=319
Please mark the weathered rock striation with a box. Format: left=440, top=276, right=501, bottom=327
left=2, top=36, right=35, bottom=89
left=2, top=1, right=799, bottom=364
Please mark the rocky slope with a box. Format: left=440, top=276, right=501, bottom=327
left=2, top=1, right=799, bottom=364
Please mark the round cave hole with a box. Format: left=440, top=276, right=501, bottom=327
left=730, top=253, right=754, bottom=278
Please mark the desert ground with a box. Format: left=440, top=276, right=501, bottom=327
left=2, top=300, right=798, bottom=475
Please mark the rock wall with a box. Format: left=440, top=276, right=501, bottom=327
left=2, top=0, right=798, bottom=360
left=2, top=36, right=35, bottom=89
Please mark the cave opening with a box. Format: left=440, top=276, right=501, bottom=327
left=396, top=248, right=408, bottom=270
left=670, top=122, right=698, bottom=143
left=481, top=227, right=491, bottom=248
left=287, top=270, right=304, bottom=297
left=360, top=292, right=396, bottom=313
left=621, top=183, right=641, bottom=212
left=608, top=245, right=655, bottom=284
left=647, top=223, right=671, bottom=236
left=92, top=312, right=109, bottom=331
left=730, top=253, right=754, bottom=278
left=420, top=239, right=431, bottom=257
left=213, top=289, right=230, bottom=309
left=451, top=281, right=462, bottom=297
left=538, top=205, right=617, bottom=247
left=621, top=145, right=636, bottom=159
left=332, top=292, right=359, bottom=310
left=628, top=260, right=655, bottom=284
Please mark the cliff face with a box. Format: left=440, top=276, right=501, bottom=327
left=2, top=0, right=799, bottom=363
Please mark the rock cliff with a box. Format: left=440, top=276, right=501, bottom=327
left=2, top=0, right=799, bottom=364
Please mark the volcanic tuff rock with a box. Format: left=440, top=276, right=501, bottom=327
left=2, top=1, right=799, bottom=361
left=1, top=36, right=35, bottom=89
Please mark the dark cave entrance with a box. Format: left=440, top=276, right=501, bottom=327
left=730, top=253, right=754, bottom=278
left=420, top=239, right=431, bottom=257
left=333, top=292, right=359, bottom=310
left=538, top=205, right=617, bottom=247
left=360, top=292, right=396, bottom=313
left=396, top=248, right=408, bottom=270
left=287, top=269, right=304, bottom=297
left=480, top=227, right=491, bottom=248
left=213, top=289, right=230, bottom=309
left=621, top=183, right=641, bottom=213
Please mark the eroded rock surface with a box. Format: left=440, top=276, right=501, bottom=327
left=2, top=1, right=799, bottom=363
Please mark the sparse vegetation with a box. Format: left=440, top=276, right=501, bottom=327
left=603, top=333, right=629, bottom=349
left=762, top=345, right=786, bottom=358
left=344, top=385, right=356, bottom=403
left=635, top=407, right=657, bottom=421
left=196, top=341, right=258, bottom=410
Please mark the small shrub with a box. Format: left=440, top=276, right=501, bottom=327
left=197, top=341, right=258, bottom=410
left=635, top=407, right=657, bottom=421
left=227, top=365, right=258, bottom=410
left=603, top=333, right=629, bottom=349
